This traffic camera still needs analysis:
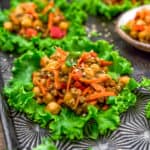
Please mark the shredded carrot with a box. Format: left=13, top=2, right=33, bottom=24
left=66, top=73, right=72, bottom=92
left=91, top=83, right=105, bottom=92
left=102, top=104, right=109, bottom=111
left=42, top=1, right=54, bottom=14
left=55, top=60, right=64, bottom=70
left=56, top=47, right=67, bottom=56
left=82, top=87, right=91, bottom=96
left=46, top=78, right=51, bottom=88
left=89, top=101, right=97, bottom=105
left=57, top=99, right=64, bottom=105
left=77, top=51, right=97, bottom=66
left=37, top=81, right=46, bottom=95
left=100, top=59, right=112, bottom=67
left=89, top=51, right=97, bottom=57
left=53, top=70, right=60, bottom=89
left=87, top=91, right=115, bottom=101
left=77, top=53, right=90, bottom=65
left=72, top=71, right=82, bottom=81
left=28, top=10, right=38, bottom=19
left=80, top=75, right=109, bottom=84
left=74, top=96, right=80, bottom=109
left=132, top=0, right=136, bottom=4
left=22, top=2, right=38, bottom=19
left=10, top=14, right=20, bottom=25
left=48, top=13, right=54, bottom=30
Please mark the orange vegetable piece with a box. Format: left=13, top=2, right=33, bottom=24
left=48, top=13, right=54, bottom=30
left=133, top=25, right=145, bottom=31
left=102, top=105, right=109, bottom=111
left=100, top=59, right=112, bottom=67
left=53, top=70, right=60, bottom=89
left=91, top=83, right=105, bottom=92
left=42, top=0, right=54, bottom=14
left=87, top=91, right=115, bottom=101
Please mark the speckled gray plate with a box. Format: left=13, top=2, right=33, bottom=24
left=0, top=2, right=150, bottom=150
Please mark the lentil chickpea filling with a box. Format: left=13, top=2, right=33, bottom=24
left=124, top=9, right=150, bottom=43
left=32, top=48, right=130, bottom=115
left=3, top=0, right=69, bottom=39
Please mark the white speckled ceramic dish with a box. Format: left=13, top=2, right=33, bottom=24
left=116, top=5, right=150, bottom=52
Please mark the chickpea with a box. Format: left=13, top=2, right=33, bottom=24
left=138, top=31, right=146, bottom=42
left=37, top=97, right=43, bottom=104
left=10, top=14, right=20, bottom=25
left=33, top=20, right=43, bottom=29
left=3, top=22, right=13, bottom=31
left=103, top=66, right=108, bottom=72
left=53, top=16, right=61, bottom=24
left=40, top=79, right=46, bottom=84
left=21, top=16, right=32, bottom=27
left=145, top=30, right=150, bottom=42
left=84, top=67, right=94, bottom=77
left=40, top=56, right=50, bottom=67
left=32, top=72, right=40, bottom=77
left=64, top=92, right=73, bottom=102
left=19, top=28, right=25, bottom=35
left=136, top=11, right=145, bottom=20
left=14, top=6, right=24, bottom=16
left=51, top=89, right=58, bottom=96
left=119, top=76, right=130, bottom=85
left=32, top=75, right=40, bottom=85
left=90, top=64, right=100, bottom=72
left=43, top=93, right=54, bottom=104
left=130, top=31, right=138, bottom=39
left=116, top=85, right=122, bottom=91
left=59, top=21, right=69, bottom=30
left=46, top=101, right=61, bottom=114
left=71, top=88, right=81, bottom=95
left=61, top=63, right=70, bottom=74
left=145, top=15, right=150, bottom=24
left=126, top=20, right=135, bottom=29
left=32, top=86, right=41, bottom=96
left=47, top=60, right=58, bottom=69
left=136, top=19, right=145, bottom=26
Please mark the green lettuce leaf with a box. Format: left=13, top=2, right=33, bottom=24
left=146, top=102, right=150, bottom=119
left=50, top=106, right=120, bottom=140
left=107, top=79, right=138, bottom=113
left=140, top=77, right=150, bottom=120
left=33, top=138, right=57, bottom=150
left=4, top=39, right=136, bottom=140
left=0, top=0, right=87, bottom=53
left=78, top=0, right=147, bottom=19
left=139, top=77, right=150, bottom=90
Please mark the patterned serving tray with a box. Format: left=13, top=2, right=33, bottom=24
left=0, top=3, right=150, bottom=150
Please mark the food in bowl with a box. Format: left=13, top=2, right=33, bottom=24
left=122, top=8, right=150, bottom=43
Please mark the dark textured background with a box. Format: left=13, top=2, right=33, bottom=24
left=0, top=123, right=5, bottom=150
